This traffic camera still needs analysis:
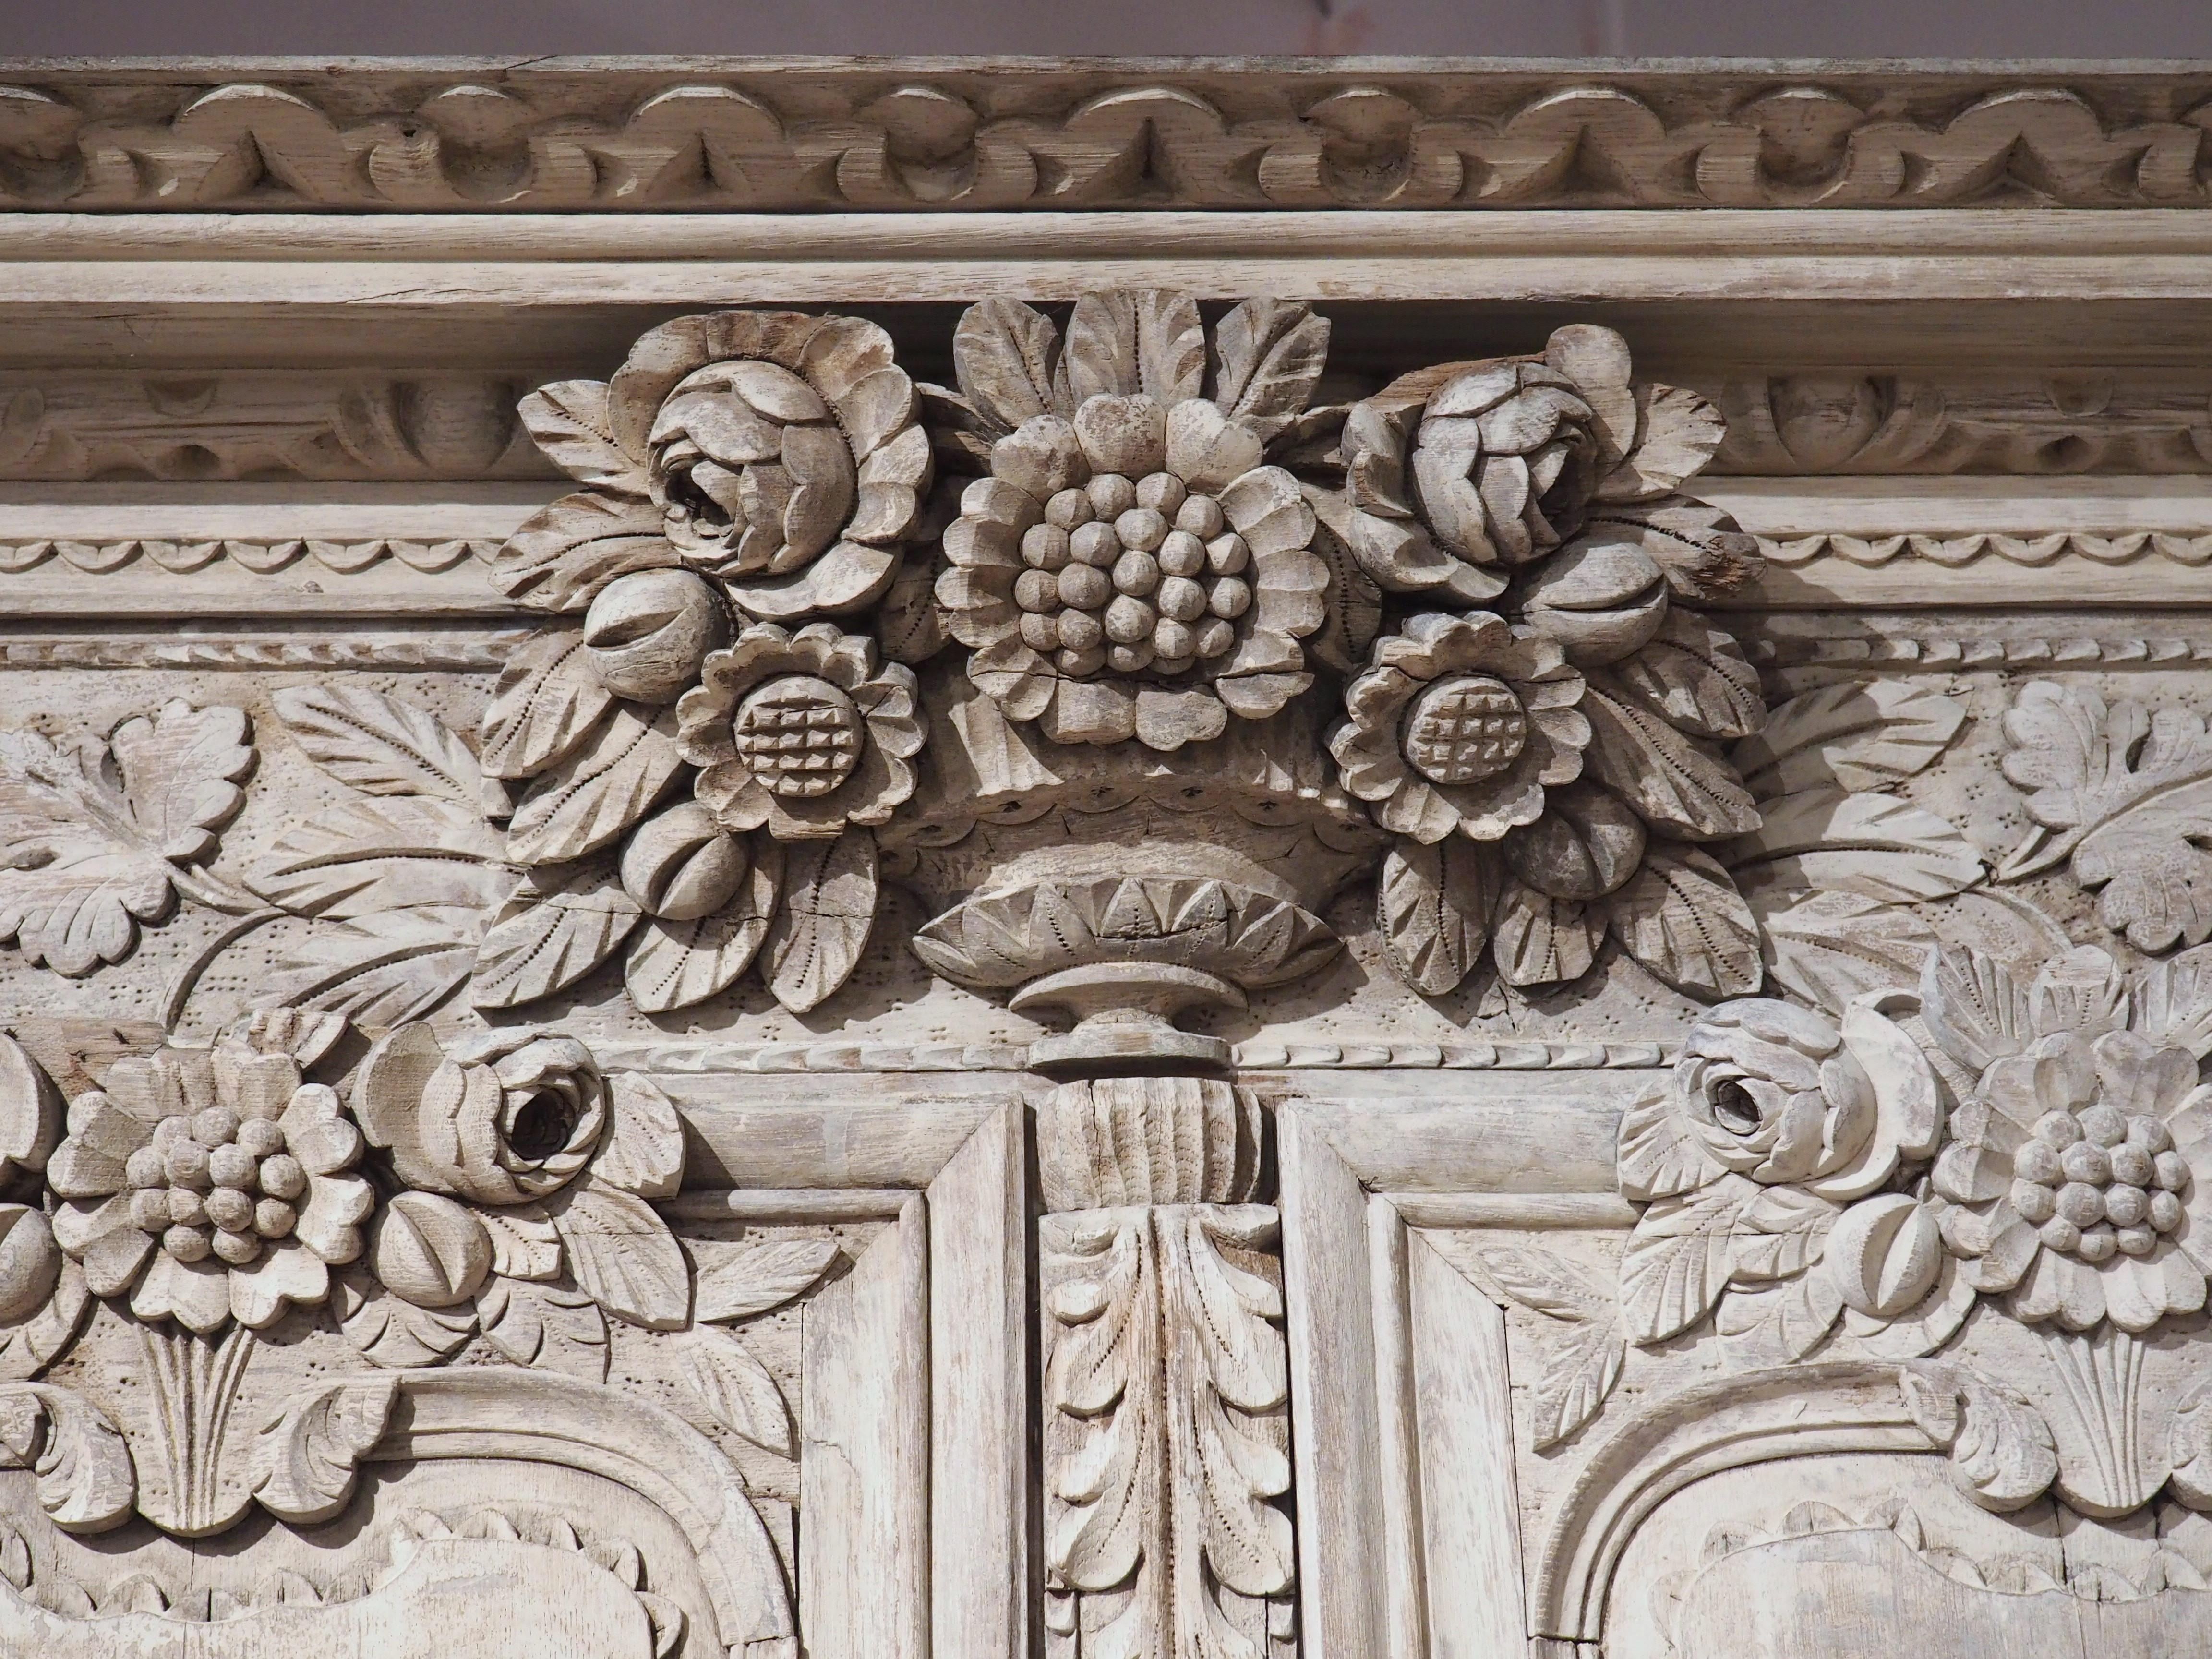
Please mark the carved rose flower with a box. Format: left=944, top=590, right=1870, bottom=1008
left=676, top=621, right=922, bottom=839
left=1329, top=611, right=1588, bottom=843
left=1334, top=323, right=1758, bottom=614
left=493, top=309, right=932, bottom=620
left=1671, top=1001, right=1883, bottom=1191
left=936, top=290, right=1330, bottom=751
left=1926, top=949, right=2212, bottom=1334
left=45, top=1044, right=373, bottom=1334
left=355, top=1026, right=608, bottom=1207
left=350, top=1024, right=688, bottom=1327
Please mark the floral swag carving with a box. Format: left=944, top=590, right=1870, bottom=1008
left=0, top=292, right=2008, bottom=1034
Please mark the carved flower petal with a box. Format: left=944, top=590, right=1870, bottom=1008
left=2095, top=1031, right=2199, bottom=1118
left=955, top=476, right=1044, bottom=535
left=1133, top=685, right=1229, bottom=752
left=65, top=1099, right=146, bottom=1167
left=2158, top=1244, right=2209, bottom=1319
left=59, top=1198, right=156, bottom=1296
left=1967, top=1213, right=2041, bottom=1293
left=230, top=1240, right=330, bottom=1330
left=723, top=541, right=899, bottom=620
left=1072, top=394, right=1167, bottom=478
left=1217, top=467, right=1313, bottom=556
left=101, top=1057, right=177, bottom=1124
left=44, top=1137, right=128, bottom=1200
left=1215, top=670, right=1312, bottom=721
left=830, top=365, right=921, bottom=462
left=296, top=1173, right=374, bottom=1265
left=1443, top=768, right=1550, bottom=842
left=1038, top=677, right=1138, bottom=746
left=991, top=415, right=1088, bottom=501
left=1374, top=776, right=1468, bottom=845
left=693, top=764, right=774, bottom=831
left=2102, top=1252, right=2171, bottom=1334
left=1166, top=399, right=1263, bottom=494
left=965, top=636, right=1056, bottom=721
left=1932, top=1141, right=2012, bottom=1205
left=212, top=1047, right=305, bottom=1121
left=132, top=1250, right=232, bottom=1335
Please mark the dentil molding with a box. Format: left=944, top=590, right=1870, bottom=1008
left=0, top=54, right=2210, bottom=1659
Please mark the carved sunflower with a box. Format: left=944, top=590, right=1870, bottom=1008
left=675, top=622, right=922, bottom=839
left=933, top=289, right=1330, bottom=751
left=1329, top=611, right=1589, bottom=843
left=45, top=1042, right=372, bottom=1334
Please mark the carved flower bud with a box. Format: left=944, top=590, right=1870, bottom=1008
left=1514, top=537, right=1668, bottom=667
left=0, top=1205, right=59, bottom=1322
left=1503, top=782, right=1646, bottom=901
left=620, top=802, right=750, bottom=920
left=583, top=569, right=728, bottom=703
left=1826, top=1193, right=1941, bottom=1319
left=369, top=1191, right=493, bottom=1309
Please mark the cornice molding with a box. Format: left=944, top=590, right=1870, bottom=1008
left=5, top=61, right=2212, bottom=212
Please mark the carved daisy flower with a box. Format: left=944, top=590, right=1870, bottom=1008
left=1328, top=611, right=1589, bottom=843
left=45, top=1044, right=372, bottom=1334
left=675, top=621, right=922, bottom=839
left=934, top=289, right=1330, bottom=752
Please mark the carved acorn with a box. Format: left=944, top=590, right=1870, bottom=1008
left=368, top=1190, right=493, bottom=1308
left=620, top=801, right=750, bottom=920
left=0, top=1204, right=59, bottom=1321
left=1513, top=536, right=1669, bottom=667
left=582, top=568, right=728, bottom=703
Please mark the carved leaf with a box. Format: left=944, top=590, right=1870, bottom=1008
left=1901, top=1367, right=2059, bottom=1513
left=2170, top=1382, right=2212, bottom=1507
left=488, top=490, right=674, bottom=613
left=1582, top=685, right=1762, bottom=841
left=2136, top=944, right=2212, bottom=1060
left=1492, top=878, right=1605, bottom=987
left=694, top=1238, right=840, bottom=1323
left=594, top=1072, right=685, bottom=1201
left=273, top=685, right=482, bottom=806
left=505, top=704, right=684, bottom=866
left=272, top=905, right=482, bottom=1025
left=1596, top=383, right=1726, bottom=502
left=1729, top=1186, right=1841, bottom=1281
left=471, top=862, right=642, bottom=1010
left=676, top=1324, right=794, bottom=1456
left=1616, top=1082, right=1726, bottom=1202
left=0, top=1258, right=91, bottom=1384
left=1064, top=289, right=1206, bottom=406
left=547, top=1176, right=690, bottom=1329
left=951, top=296, right=1068, bottom=429
left=1734, top=681, right=1967, bottom=799
left=478, top=1205, right=562, bottom=1282
left=1724, top=788, right=1983, bottom=902
left=1377, top=838, right=1496, bottom=997
left=1583, top=497, right=1762, bottom=604
left=1714, top=1269, right=1845, bottom=1365
left=10, top=1385, right=132, bottom=1533
left=625, top=842, right=782, bottom=1015
left=249, top=795, right=508, bottom=918
left=1476, top=1245, right=1612, bottom=1320
left=251, top=1377, right=397, bottom=1525
left=1530, top=1320, right=1624, bottom=1451
left=1608, top=843, right=1762, bottom=998
left=478, top=630, right=616, bottom=781
left=1919, top=947, right=2031, bottom=1072
left=764, top=831, right=878, bottom=1014
left=1606, top=612, right=1765, bottom=741
left=875, top=548, right=950, bottom=665
left=476, top=1275, right=608, bottom=1381
left=332, top=1266, right=477, bottom=1367
left=0, top=703, right=252, bottom=976
left=1619, top=1173, right=1755, bottom=1344
left=1209, top=298, right=1329, bottom=440
left=1752, top=889, right=1938, bottom=1017
left=518, top=379, right=646, bottom=494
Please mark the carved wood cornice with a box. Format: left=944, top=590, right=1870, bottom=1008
left=7, top=61, right=2212, bottom=213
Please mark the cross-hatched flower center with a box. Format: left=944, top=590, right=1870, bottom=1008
left=1402, top=673, right=1530, bottom=786
left=731, top=674, right=864, bottom=798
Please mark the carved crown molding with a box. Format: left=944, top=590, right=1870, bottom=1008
left=7, top=62, right=2212, bottom=212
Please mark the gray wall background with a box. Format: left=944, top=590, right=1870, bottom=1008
left=6, top=0, right=2211, bottom=60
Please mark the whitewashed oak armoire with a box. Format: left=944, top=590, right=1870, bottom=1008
left=0, top=54, right=2207, bottom=1659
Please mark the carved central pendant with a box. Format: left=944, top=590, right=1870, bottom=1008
left=731, top=674, right=864, bottom=797
left=1401, top=673, right=1530, bottom=785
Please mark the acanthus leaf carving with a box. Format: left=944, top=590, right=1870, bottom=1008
left=249, top=1374, right=396, bottom=1525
